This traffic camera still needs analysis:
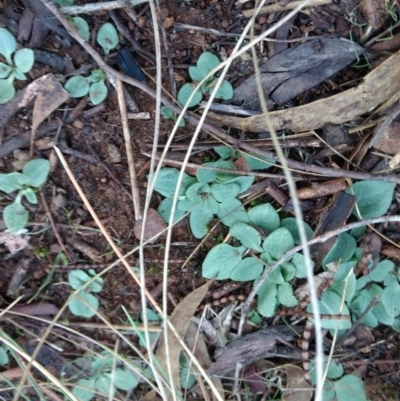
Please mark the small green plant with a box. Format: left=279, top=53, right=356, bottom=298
left=0, top=159, right=50, bottom=233
left=97, top=23, right=119, bottom=56
left=160, top=106, right=185, bottom=127
left=65, top=69, right=108, bottom=105
left=72, top=350, right=138, bottom=401
left=0, top=28, right=35, bottom=104
left=67, top=269, right=104, bottom=318
left=309, top=360, right=367, bottom=401
left=177, top=52, right=233, bottom=108
left=154, top=147, right=273, bottom=239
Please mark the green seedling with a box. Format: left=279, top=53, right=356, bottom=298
left=177, top=52, right=233, bottom=108
left=153, top=147, right=273, bottom=239
left=97, top=23, right=119, bottom=56
left=0, top=159, right=50, bottom=233
left=67, top=269, right=104, bottom=318
left=0, top=28, right=35, bottom=104
left=72, top=350, right=138, bottom=401
left=160, top=106, right=185, bottom=127
left=65, top=68, right=108, bottom=105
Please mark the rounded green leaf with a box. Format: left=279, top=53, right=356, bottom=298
left=229, top=222, right=263, bottom=252
left=368, top=260, right=394, bottom=282
left=53, top=0, right=74, bottom=5
left=65, top=76, right=90, bottom=98
left=346, top=180, right=395, bottom=219
left=196, top=52, right=220, bottom=77
left=71, top=16, right=90, bottom=41
left=12, top=67, right=26, bottom=81
left=72, top=379, right=96, bottom=401
left=307, top=290, right=351, bottom=330
left=350, top=289, right=379, bottom=327
left=257, top=278, right=278, bottom=317
left=113, top=368, right=139, bottom=390
left=326, top=360, right=344, bottom=379
left=202, top=244, right=246, bottom=279
left=277, top=282, right=298, bottom=307
left=96, top=374, right=115, bottom=397
left=0, top=172, right=30, bottom=193
left=329, top=262, right=356, bottom=302
left=214, top=159, right=238, bottom=182
left=0, top=28, right=17, bottom=65
left=186, top=182, right=207, bottom=202
left=154, top=167, right=195, bottom=198
left=189, top=65, right=206, bottom=82
left=158, top=197, right=186, bottom=223
left=204, top=195, right=219, bottom=214
left=177, top=83, right=202, bottom=108
left=22, top=188, right=37, bottom=204
left=90, top=68, right=106, bottom=82
left=4, top=202, right=29, bottom=233
left=68, top=269, right=91, bottom=290
left=160, top=106, right=174, bottom=119
left=263, top=227, right=294, bottom=260
left=292, top=252, right=314, bottom=279
left=22, top=159, right=50, bottom=188
left=382, top=281, right=400, bottom=317
left=0, top=62, right=12, bottom=79
left=367, top=283, right=394, bottom=325
left=179, top=354, right=196, bottom=389
left=89, top=80, right=108, bottom=105
left=210, top=182, right=241, bottom=202
left=0, top=75, right=15, bottom=104
left=322, top=233, right=356, bottom=270
left=279, top=217, right=313, bottom=245
left=230, top=256, right=263, bottom=281
left=334, top=374, right=367, bottom=401
left=97, top=23, right=119, bottom=56
left=68, top=292, right=99, bottom=317
left=196, top=161, right=217, bottom=183
left=223, top=176, right=254, bottom=192
left=13, top=48, right=34, bottom=73
left=247, top=203, right=280, bottom=233
left=217, top=198, right=249, bottom=226
left=268, top=265, right=285, bottom=284
left=189, top=201, right=213, bottom=238
left=212, top=79, right=233, bottom=100
left=0, top=347, right=9, bottom=365
left=213, top=146, right=232, bottom=159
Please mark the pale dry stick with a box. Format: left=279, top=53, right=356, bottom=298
left=116, top=79, right=142, bottom=220
left=60, top=0, right=148, bottom=14
left=108, top=72, right=138, bottom=112
left=140, top=1, right=173, bottom=400
left=248, top=0, right=323, bottom=398
left=242, top=0, right=332, bottom=16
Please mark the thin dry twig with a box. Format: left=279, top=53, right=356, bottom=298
left=115, top=79, right=142, bottom=219
left=60, top=0, right=148, bottom=15
left=242, top=0, right=332, bottom=16
left=39, top=192, right=71, bottom=261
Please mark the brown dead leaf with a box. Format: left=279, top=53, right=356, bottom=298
left=156, top=280, right=213, bottom=394
left=186, top=322, right=224, bottom=400
left=371, top=119, right=400, bottom=156
left=381, top=244, right=400, bottom=262
left=283, top=365, right=313, bottom=401
left=31, top=74, right=70, bottom=135
left=133, top=208, right=167, bottom=243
